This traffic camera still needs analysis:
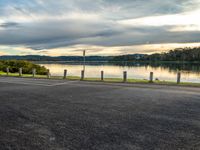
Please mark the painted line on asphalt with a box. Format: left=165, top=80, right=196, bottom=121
left=0, top=79, right=54, bottom=85
left=0, top=80, right=53, bottom=86
left=51, top=81, right=79, bottom=86
left=0, top=79, right=79, bottom=87
left=0, top=77, right=60, bottom=83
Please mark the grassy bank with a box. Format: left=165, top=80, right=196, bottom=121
left=0, top=71, right=200, bottom=87
left=0, top=60, right=48, bottom=75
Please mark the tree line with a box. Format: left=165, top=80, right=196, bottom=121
left=0, top=55, right=113, bottom=61
left=111, top=47, right=200, bottom=62
left=0, top=47, right=200, bottom=62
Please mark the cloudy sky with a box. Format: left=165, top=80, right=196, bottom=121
left=0, top=0, right=200, bottom=56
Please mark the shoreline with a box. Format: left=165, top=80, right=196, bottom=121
left=1, top=72, right=200, bottom=88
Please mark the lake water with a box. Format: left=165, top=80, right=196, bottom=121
left=38, top=62, right=200, bottom=83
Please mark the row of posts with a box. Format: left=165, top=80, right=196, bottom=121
left=5, top=67, right=51, bottom=78
left=5, top=67, right=182, bottom=84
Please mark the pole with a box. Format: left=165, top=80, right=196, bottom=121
left=47, top=69, right=51, bottom=79
left=81, top=70, right=85, bottom=80
left=83, top=50, right=86, bottom=72
left=6, top=67, right=9, bottom=76
left=123, top=71, right=127, bottom=82
left=32, top=68, right=36, bottom=77
left=177, top=72, right=181, bottom=84
left=19, top=68, right=22, bottom=77
left=149, top=72, right=154, bottom=83
left=63, top=69, right=67, bottom=79
left=101, top=71, right=104, bottom=81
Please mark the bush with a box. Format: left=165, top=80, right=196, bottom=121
left=0, top=60, right=48, bottom=75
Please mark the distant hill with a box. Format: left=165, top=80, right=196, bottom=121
left=0, top=55, right=113, bottom=61
left=110, top=47, right=200, bottom=62
left=1, top=47, right=200, bottom=62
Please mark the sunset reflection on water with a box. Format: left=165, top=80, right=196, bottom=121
left=39, top=63, right=200, bottom=83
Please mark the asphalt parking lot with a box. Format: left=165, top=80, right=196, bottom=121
left=0, top=77, right=200, bottom=150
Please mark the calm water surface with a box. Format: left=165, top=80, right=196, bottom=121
left=38, top=62, right=200, bottom=83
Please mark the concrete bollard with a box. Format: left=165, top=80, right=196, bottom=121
left=63, top=69, right=67, bottom=79
left=32, top=68, right=36, bottom=77
left=6, top=67, right=9, bottom=76
left=101, top=71, right=104, bottom=81
left=149, top=72, right=154, bottom=83
left=177, top=72, right=181, bottom=84
left=19, top=68, right=22, bottom=77
left=47, top=69, right=51, bottom=79
left=81, top=70, right=85, bottom=80
left=123, top=71, right=127, bottom=82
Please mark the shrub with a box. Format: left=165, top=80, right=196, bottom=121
left=0, top=60, right=48, bottom=75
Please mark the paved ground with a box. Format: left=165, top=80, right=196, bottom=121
left=0, top=77, right=200, bottom=150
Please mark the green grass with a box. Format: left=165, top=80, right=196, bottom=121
left=0, top=71, right=200, bottom=87
left=67, top=76, right=81, bottom=80
left=0, top=71, right=46, bottom=78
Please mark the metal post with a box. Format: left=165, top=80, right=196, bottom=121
left=101, top=71, right=104, bottom=81
left=63, top=69, right=67, bottom=79
left=32, top=68, right=36, bottom=77
left=47, top=69, right=51, bottom=79
left=123, top=71, right=127, bottom=82
left=19, top=68, right=22, bottom=77
left=83, top=50, right=86, bottom=72
left=149, top=72, right=154, bottom=83
left=81, top=70, right=85, bottom=80
left=6, top=67, right=9, bottom=76
left=177, top=72, right=181, bottom=84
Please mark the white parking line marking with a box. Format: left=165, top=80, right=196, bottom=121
left=52, top=81, right=78, bottom=86
left=0, top=80, right=53, bottom=86
left=0, top=78, right=79, bottom=87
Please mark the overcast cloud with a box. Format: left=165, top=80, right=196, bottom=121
left=0, top=0, right=200, bottom=55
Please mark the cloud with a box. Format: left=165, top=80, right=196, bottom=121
left=118, top=9, right=200, bottom=27
left=0, top=0, right=200, bottom=55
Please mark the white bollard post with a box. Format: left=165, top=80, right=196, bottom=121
left=19, top=68, right=22, bottom=77
left=63, top=69, right=67, bottom=79
left=81, top=70, right=85, bottom=80
left=101, top=71, right=104, bottom=81
left=47, top=69, right=51, bottom=79
left=6, top=67, right=9, bottom=76
left=123, top=71, right=127, bottom=82
left=149, top=72, right=154, bottom=83
left=32, top=68, right=36, bottom=77
left=177, top=72, right=181, bottom=84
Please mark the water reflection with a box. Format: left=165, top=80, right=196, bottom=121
left=37, top=62, right=200, bottom=83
